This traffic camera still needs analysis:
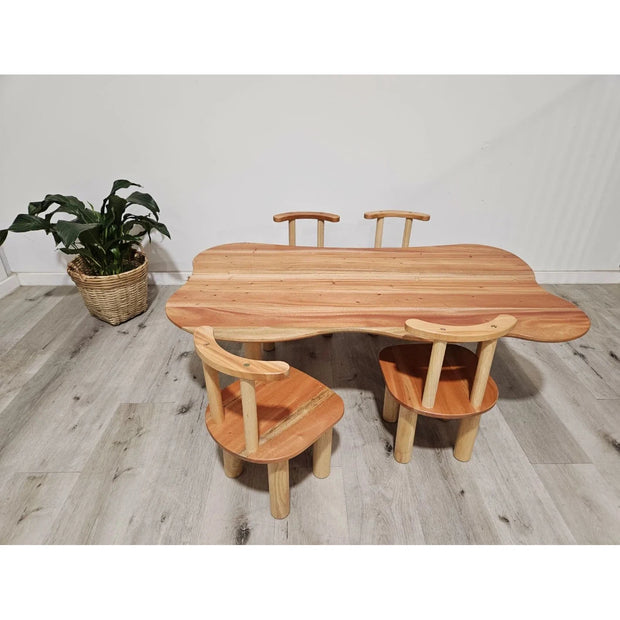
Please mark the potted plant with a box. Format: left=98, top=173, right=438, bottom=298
left=0, top=179, right=170, bottom=325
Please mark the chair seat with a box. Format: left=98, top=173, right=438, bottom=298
left=379, top=343, right=498, bottom=419
left=206, top=367, right=344, bottom=464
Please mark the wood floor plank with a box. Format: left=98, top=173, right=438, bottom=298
left=329, top=333, right=426, bottom=544
left=398, top=419, right=501, bottom=544
left=502, top=337, right=620, bottom=467
left=0, top=286, right=69, bottom=351
left=46, top=402, right=216, bottom=544
left=543, top=285, right=619, bottom=399
left=196, top=460, right=276, bottom=544
left=0, top=287, right=175, bottom=472
left=0, top=292, right=95, bottom=416
left=459, top=407, right=576, bottom=544
left=0, top=472, right=79, bottom=544
left=534, top=464, right=620, bottom=544
left=274, top=466, right=350, bottom=544
left=491, top=342, right=591, bottom=464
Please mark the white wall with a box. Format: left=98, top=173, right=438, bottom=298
left=1, top=75, right=619, bottom=281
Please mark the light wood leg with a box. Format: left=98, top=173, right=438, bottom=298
left=312, top=428, right=333, bottom=479
left=223, top=450, right=244, bottom=478
left=244, top=342, right=263, bottom=360
left=267, top=460, right=290, bottom=519
left=382, top=387, right=399, bottom=423
left=394, top=406, right=418, bottom=464
left=454, top=414, right=482, bottom=462
left=263, top=342, right=275, bottom=352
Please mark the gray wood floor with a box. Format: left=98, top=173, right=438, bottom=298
left=0, top=284, right=618, bottom=544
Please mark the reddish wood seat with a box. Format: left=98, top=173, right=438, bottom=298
left=194, top=326, right=344, bottom=519
left=379, top=344, right=499, bottom=419
left=207, top=367, right=344, bottom=464
left=379, top=315, right=517, bottom=463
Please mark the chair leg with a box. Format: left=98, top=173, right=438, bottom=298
left=223, top=450, right=244, bottom=478
left=263, top=342, right=275, bottom=352
left=454, top=414, right=482, bottom=462
left=394, top=406, right=418, bottom=464
left=312, top=428, right=333, bottom=479
left=267, top=460, right=290, bottom=519
left=382, top=387, right=399, bottom=423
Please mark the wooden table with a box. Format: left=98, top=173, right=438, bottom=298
left=165, top=243, right=590, bottom=345
left=166, top=243, right=590, bottom=343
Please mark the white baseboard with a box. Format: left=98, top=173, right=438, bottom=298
left=0, top=274, right=20, bottom=299
left=12, top=269, right=620, bottom=286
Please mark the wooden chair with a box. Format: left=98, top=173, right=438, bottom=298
left=267, top=211, right=340, bottom=351
left=364, top=210, right=430, bottom=248
left=273, top=211, right=340, bottom=247
left=194, top=326, right=344, bottom=519
left=378, top=315, right=517, bottom=464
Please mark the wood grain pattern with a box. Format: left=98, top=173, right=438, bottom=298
left=165, top=243, right=590, bottom=343
left=194, top=326, right=289, bottom=381
left=205, top=367, right=344, bottom=463
left=273, top=212, right=341, bottom=223
left=364, top=210, right=431, bottom=248
left=364, top=210, right=431, bottom=221
left=405, top=315, right=517, bottom=343
left=379, top=344, right=499, bottom=419
left=273, top=212, right=340, bottom=247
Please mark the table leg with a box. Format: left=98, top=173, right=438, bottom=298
left=244, top=342, right=263, bottom=360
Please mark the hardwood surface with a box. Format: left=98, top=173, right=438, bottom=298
left=205, top=367, right=344, bottom=464
left=379, top=344, right=499, bottom=418
left=0, top=284, right=617, bottom=544
left=165, top=243, right=590, bottom=343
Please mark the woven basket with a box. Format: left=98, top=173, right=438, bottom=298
left=67, top=251, right=149, bottom=325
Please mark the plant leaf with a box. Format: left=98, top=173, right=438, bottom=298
left=126, top=191, right=160, bottom=217
left=44, top=195, right=90, bottom=217
left=0, top=229, right=7, bottom=245
left=28, top=200, right=47, bottom=216
left=109, top=180, right=141, bottom=196
left=124, top=216, right=171, bottom=238
left=55, top=220, right=100, bottom=247
left=101, top=180, right=141, bottom=213
left=8, top=213, right=48, bottom=233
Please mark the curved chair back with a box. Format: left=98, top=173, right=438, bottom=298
left=364, top=210, right=430, bottom=248
left=273, top=211, right=340, bottom=247
left=194, top=326, right=289, bottom=454
left=404, top=315, right=517, bottom=409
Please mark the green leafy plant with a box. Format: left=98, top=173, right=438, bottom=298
left=0, top=180, right=170, bottom=276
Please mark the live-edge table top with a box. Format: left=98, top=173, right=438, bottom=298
left=165, top=243, right=590, bottom=343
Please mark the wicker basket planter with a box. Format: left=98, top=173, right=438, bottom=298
left=67, top=251, right=149, bottom=325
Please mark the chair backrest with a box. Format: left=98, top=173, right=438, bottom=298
left=404, top=315, right=517, bottom=409
left=364, top=210, right=430, bottom=248
left=194, top=326, right=289, bottom=453
left=273, top=211, right=340, bottom=247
